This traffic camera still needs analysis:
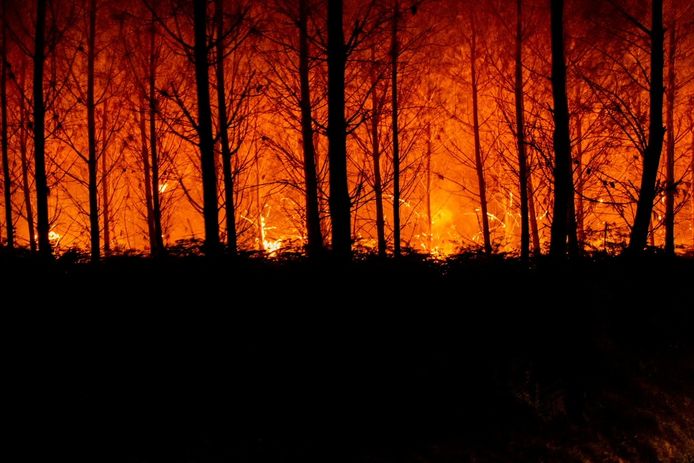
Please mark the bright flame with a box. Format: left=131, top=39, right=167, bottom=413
left=159, top=182, right=169, bottom=193
left=48, top=231, right=62, bottom=243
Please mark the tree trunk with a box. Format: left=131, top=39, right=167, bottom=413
left=1, top=2, right=12, bottom=249
left=627, top=0, right=665, bottom=253
left=326, top=0, right=351, bottom=259
left=87, top=0, right=100, bottom=262
left=575, top=111, right=585, bottom=245
left=215, top=0, right=238, bottom=254
left=193, top=0, right=220, bottom=255
left=138, top=100, right=156, bottom=253
left=370, top=47, right=386, bottom=257
left=426, top=124, right=432, bottom=252
left=664, top=12, right=676, bottom=255
left=298, top=0, right=323, bottom=257
left=470, top=17, right=492, bottom=255
left=101, top=101, right=110, bottom=255
left=527, top=164, right=541, bottom=255
left=391, top=0, right=401, bottom=257
left=149, top=15, right=164, bottom=255
left=17, top=71, right=35, bottom=252
left=549, top=0, right=577, bottom=258
left=514, top=0, right=528, bottom=262
left=33, top=0, right=51, bottom=257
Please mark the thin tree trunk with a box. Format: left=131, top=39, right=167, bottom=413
left=33, top=0, right=51, bottom=257
left=575, top=112, right=585, bottom=245
left=87, top=0, right=100, bottom=262
left=101, top=101, right=110, bottom=255
left=549, top=0, right=577, bottom=258
left=149, top=15, right=164, bottom=255
left=138, top=100, right=156, bottom=252
left=470, top=17, right=492, bottom=255
left=527, top=159, right=541, bottom=255
left=664, top=12, right=676, bottom=255
left=514, top=0, right=529, bottom=261
left=628, top=0, right=665, bottom=253
left=690, top=126, right=693, bottom=248
left=215, top=0, right=238, bottom=254
left=326, top=0, right=351, bottom=259
left=1, top=1, right=12, bottom=249
left=370, top=47, right=386, bottom=257
left=194, top=0, right=220, bottom=255
left=391, top=0, right=401, bottom=257
left=17, top=71, right=35, bottom=252
left=298, top=0, right=323, bottom=257
left=426, top=124, right=432, bottom=252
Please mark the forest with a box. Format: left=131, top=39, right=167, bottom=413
left=2, top=0, right=694, bottom=462
left=0, top=0, right=692, bottom=259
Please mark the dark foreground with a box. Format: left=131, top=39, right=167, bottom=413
left=3, top=253, right=694, bottom=462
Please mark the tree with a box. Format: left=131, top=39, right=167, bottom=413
left=33, top=0, right=51, bottom=257
left=87, top=0, right=99, bottom=261
left=297, top=0, right=323, bottom=257
left=549, top=0, right=577, bottom=257
left=514, top=0, right=529, bottom=261
left=1, top=0, right=12, bottom=249
left=193, top=0, right=220, bottom=255
left=391, top=0, right=402, bottom=256
left=469, top=11, right=492, bottom=255
left=627, top=0, right=665, bottom=253
left=664, top=8, right=676, bottom=254
left=326, top=0, right=350, bottom=259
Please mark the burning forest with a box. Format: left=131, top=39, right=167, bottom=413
left=0, top=0, right=693, bottom=259
left=2, top=1, right=694, bottom=463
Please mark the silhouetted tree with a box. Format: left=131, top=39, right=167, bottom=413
left=298, top=0, right=323, bottom=257
left=1, top=0, right=12, bottom=249
left=87, top=0, right=99, bottom=261
left=514, top=0, right=529, bottom=261
left=194, top=0, right=220, bottom=255
left=33, top=0, right=51, bottom=257
left=391, top=0, right=402, bottom=257
left=627, top=0, right=665, bottom=253
left=469, top=11, right=491, bottom=255
left=326, top=0, right=350, bottom=259
left=664, top=9, right=676, bottom=255
left=549, top=0, right=577, bottom=257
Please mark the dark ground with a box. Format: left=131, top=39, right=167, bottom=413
left=3, top=251, right=694, bottom=462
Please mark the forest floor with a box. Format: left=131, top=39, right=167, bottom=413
left=2, top=251, right=693, bottom=462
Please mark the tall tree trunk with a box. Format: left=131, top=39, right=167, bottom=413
left=193, top=0, right=220, bottom=255
left=391, top=0, right=401, bottom=257
left=18, top=77, right=35, bottom=252
left=575, top=111, right=585, bottom=245
left=149, top=15, right=164, bottom=255
left=470, top=17, right=492, bottom=255
left=549, top=0, right=577, bottom=258
left=326, top=0, right=351, bottom=259
left=87, top=0, right=100, bottom=262
left=101, top=101, right=110, bottom=255
left=138, top=100, right=156, bottom=252
left=215, top=0, right=238, bottom=254
left=426, top=123, right=432, bottom=252
left=690, top=126, right=693, bottom=249
left=1, top=1, right=12, bottom=249
left=514, top=0, right=529, bottom=262
left=527, top=164, right=541, bottom=255
left=298, top=0, right=323, bottom=257
left=664, top=12, right=676, bottom=255
left=33, top=0, right=51, bottom=258
left=370, top=47, right=386, bottom=257
left=627, top=0, right=665, bottom=253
